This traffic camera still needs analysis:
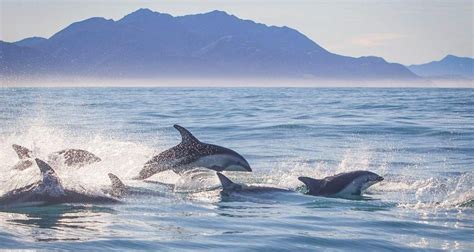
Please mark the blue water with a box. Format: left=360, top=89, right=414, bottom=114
left=0, top=87, right=472, bottom=250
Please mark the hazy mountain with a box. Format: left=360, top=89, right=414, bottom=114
left=408, top=55, right=473, bottom=80
left=14, top=37, right=47, bottom=48
left=1, top=8, right=417, bottom=79
left=0, top=41, right=52, bottom=75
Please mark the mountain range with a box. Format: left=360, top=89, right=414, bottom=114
left=0, top=8, right=471, bottom=81
left=408, top=55, right=473, bottom=80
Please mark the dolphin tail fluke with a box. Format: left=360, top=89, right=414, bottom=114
left=12, top=144, right=33, bottom=159
left=298, top=176, right=325, bottom=194
left=216, top=172, right=237, bottom=191
left=108, top=173, right=127, bottom=197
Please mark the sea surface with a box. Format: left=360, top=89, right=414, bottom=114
left=0, top=87, right=472, bottom=250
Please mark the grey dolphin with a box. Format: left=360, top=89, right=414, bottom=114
left=217, top=172, right=290, bottom=195
left=12, top=144, right=32, bottom=159
left=104, top=173, right=173, bottom=198
left=11, top=144, right=34, bottom=170
left=11, top=144, right=101, bottom=170
left=298, top=170, right=384, bottom=197
left=0, top=159, right=122, bottom=208
left=135, top=125, right=251, bottom=180
left=48, top=148, right=102, bottom=167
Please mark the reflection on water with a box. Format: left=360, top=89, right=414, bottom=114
left=0, top=205, right=115, bottom=242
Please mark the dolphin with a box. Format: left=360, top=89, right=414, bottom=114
left=105, top=173, right=173, bottom=198
left=135, top=125, right=251, bottom=180
left=11, top=144, right=34, bottom=170
left=48, top=148, right=102, bottom=167
left=298, top=170, right=384, bottom=197
left=11, top=144, right=101, bottom=170
left=0, top=159, right=123, bottom=208
left=217, top=172, right=291, bottom=195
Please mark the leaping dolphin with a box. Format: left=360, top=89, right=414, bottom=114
left=0, top=159, right=124, bottom=208
left=48, top=149, right=102, bottom=167
left=298, top=170, right=384, bottom=197
left=11, top=144, right=101, bottom=170
left=135, top=125, right=251, bottom=180
left=11, top=144, right=34, bottom=170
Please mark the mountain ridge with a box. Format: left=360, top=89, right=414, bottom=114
left=408, top=55, right=473, bottom=79
left=2, top=8, right=418, bottom=80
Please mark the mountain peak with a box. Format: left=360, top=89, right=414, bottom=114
left=184, top=9, right=237, bottom=21
left=442, top=54, right=458, bottom=61
left=206, top=10, right=231, bottom=16
left=119, top=8, right=173, bottom=23
left=14, top=37, right=47, bottom=47
left=408, top=55, right=473, bottom=79
left=128, top=8, right=156, bottom=16
left=441, top=54, right=473, bottom=62
left=67, top=17, right=113, bottom=29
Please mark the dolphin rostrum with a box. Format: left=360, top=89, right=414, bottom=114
left=0, top=159, right=123, bottom=208
left=298, top=170, right=384, bottom=197
left=11, top=144, right=101, bottom=170
left=217, top=172, right=290, bottom=195
left=135, top=125, right=251, bottom=180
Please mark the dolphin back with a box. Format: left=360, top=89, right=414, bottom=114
left=298, top=176, right=326, bottom=195
left=52, top=149, right=102, bottom=167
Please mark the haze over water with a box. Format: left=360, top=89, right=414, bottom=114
left=0, top=87, right=472, bottom=250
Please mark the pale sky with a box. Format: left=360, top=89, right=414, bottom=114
left=0, top=0, right=472, bottom=65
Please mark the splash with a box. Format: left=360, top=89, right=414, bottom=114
left=395, top=172, right=473, bottom=209
left=0, top=121, right=155, bottom=195
left=249, top=147, right=473, bottom=210
left=174, top=169, right=220, bottom=193
left=261, top=147, right=383, bottom=189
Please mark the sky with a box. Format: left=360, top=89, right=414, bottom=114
left=0, top=0, right=472, bottom=65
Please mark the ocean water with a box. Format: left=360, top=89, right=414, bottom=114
left=0, top=87, right=472, bottom=250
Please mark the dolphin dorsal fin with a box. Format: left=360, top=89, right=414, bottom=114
left=174, top=124, right=200, bottom=144
left=108, top=173, right=127, bottom=197
left=216, top=172, right=240, bottom=191
left=34, top=158, right=65, bottom=195
left=12, top=144, right=33, bottom=159
left=217, top=172, right=234, bottom=189
left=298, top=176, right=325, bottom=194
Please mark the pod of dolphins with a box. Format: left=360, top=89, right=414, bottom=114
left=0, top=124, right=384, bottom=208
